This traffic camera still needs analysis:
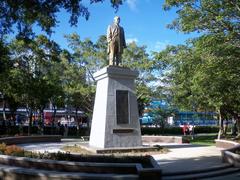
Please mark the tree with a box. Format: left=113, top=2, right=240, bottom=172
left=0, top=0, right=124, bottom=38
left=164, top=0, right=240, bottom=46
left=0, top=0, right=125, bottom=135
left=0, top=39, right=11, bottom=121
left=6, top=35, right=63, bottom=134
left=95, top=35, right=109, bottom=67
left=158, top=0, right=240, bottom=137
left=151, top=107, right=175, bottom=133
left=122, top=42, right=156, bottom=115
left=65, top=35, right=157, bottom=117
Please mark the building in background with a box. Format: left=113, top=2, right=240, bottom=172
left=174, top=111, right=218, bottom=126
left=139, top=99, right=218, bottom=126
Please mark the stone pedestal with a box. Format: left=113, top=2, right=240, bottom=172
left=89, top=66, right=142, bottom=148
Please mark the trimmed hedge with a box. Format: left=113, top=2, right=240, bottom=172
left=141, top=127, right=182, bottom=135
left=141, top=126, right=219, bottom=135
left=0, top=125, right=219, bottom=136
left=193, top=126, right=219, bottom=134
left=0, top=125, right=90, bottom=137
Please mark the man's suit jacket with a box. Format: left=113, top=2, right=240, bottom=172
left=107, top=23, right=126, bottom=54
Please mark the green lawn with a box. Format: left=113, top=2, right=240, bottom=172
left=187, top=134, right=218, bottom=146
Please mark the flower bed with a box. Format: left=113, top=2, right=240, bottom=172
left=0, top=142, right=162, bottom=179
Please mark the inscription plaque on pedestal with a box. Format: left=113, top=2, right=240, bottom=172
left=116, top=90, right=129, bottom=124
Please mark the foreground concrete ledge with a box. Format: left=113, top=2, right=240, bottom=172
left=215, top=139, right=239, bottom=149
left=218, top=139, right=240, bottom=168
left=222, top=144, right=240, bottom=168
left=0, top=154, right=140, bottom=173
left=0, top=135, right=61, bottom=145
left=0, top=165, right=140, bottom=180
left=142, top=136, right=183, bottom=144
left=0, top=153, right=162, bottom=179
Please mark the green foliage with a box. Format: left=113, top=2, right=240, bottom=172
left=122, top=42, right=156, bottom=115
left=64, top=34, right=156, bottom=116
left=155, top=0, right=240, bottom=137
left=193, top=126, right=219, bottom=134
left=151, top=107, right=175, bottom=130
left=0, top=143, right=7, bottom=154
left=0, top=0, right=124, bottom=37
left=164, top=0, right=240, bottom=41
left=141, top=126, right=219, bottom=135
left=188, top=134, right=217, bottom=146
left=141, top=127, right=183, bottom=135
left=123, top=42, right=155, bottom=83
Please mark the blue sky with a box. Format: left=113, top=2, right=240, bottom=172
left=40, top=0, right=199, bottom=52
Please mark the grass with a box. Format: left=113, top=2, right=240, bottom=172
left=187, top=133, right=240, bottom=146
left=186, top=134, right=218, bottom=146
left=62, top=145, right=93, bottom=155
left=62, top=144, right=169, bottom=155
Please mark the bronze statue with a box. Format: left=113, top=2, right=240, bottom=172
left=107, top=16, right=126, bottom=66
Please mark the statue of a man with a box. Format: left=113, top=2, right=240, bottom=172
left=107, top=16, right=126, bottom=66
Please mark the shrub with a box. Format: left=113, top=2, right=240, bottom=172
left=141, top=127, right=182, bottom=135
left=141, top=126, right=220, bottom=135
left=193, top=126, right=219, bottom=134
left=4, top=145, right=24, bottom=156
left=0, top=143, right=6, bottom=153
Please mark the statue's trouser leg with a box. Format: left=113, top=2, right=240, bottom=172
left=115, top=42, right=120, bottom=66
left=109, top=41, right=116, bottom=65
left=116, top=53, right=121, bottom=66
left=109, top=54, right=114, bottom=65
left=109, top=52, right=114, bottom=66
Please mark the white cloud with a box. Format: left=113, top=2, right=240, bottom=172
left=127, top=0, right=138, bottom=11
left=154, top=40, right=171, bottom=51
left=126, top=38, right=138, bottom=44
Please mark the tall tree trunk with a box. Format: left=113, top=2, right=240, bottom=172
left=28, top=108, right=33, bottom=136
left=40, top=108, right=44, bottom=135
left=51, top=104, right=56, bottom=135
left=2, top=99, right=6, bottom=121
left=53, top=104, right=56, bottom=125
left=224, top=119, right=228, bottom=135
left=237, top=116, right=240, bottom=137
left=75, top=108, right=80, bottom=136
left=217, top=108, right=223, bottom=139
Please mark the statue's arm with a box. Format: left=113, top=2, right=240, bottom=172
left=107, top=25, right=112, bottom=43
left=122, top=28, right=127, bottom=48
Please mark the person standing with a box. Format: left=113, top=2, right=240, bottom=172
left=107, top=16, right=126, bottom=66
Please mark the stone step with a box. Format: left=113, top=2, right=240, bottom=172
left=0, top=164, right=139, bottom=180
left=162, top=163, right=232, bottom=176
left=162, top=167, right=240, bottom=180
left=204, top=171, right=240, bottom=180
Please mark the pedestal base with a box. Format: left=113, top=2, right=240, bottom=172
left=89, top=66, right=142, bottom=148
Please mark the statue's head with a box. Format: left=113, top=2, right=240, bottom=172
left=114, top=16, right=120, bottom=25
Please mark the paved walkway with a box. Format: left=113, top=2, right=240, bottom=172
left=152, top=144, right=223, bottom=173
left=19, top=139, right=83, bottom=153
left=20, top=139, right=224, bottom=173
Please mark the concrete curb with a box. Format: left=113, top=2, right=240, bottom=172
left=0, top=136, right=162, bottom=179
left=215, top=139, right=239, bottom=149
left=222, top=144, right=240, bottom=168
left=0, top=135, right=61, bottom=145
